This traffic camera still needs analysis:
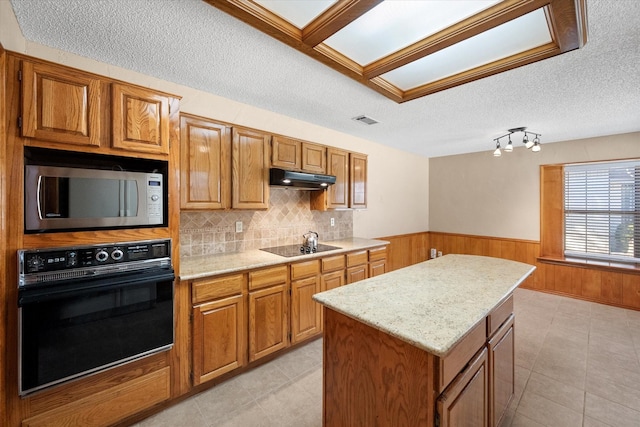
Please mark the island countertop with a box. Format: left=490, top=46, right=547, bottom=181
left=313, top=254, right=535, bottom=357
left=180, top=237, right=389, bottom=281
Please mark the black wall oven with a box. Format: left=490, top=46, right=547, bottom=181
left=18, top=239, right=174, bottom=396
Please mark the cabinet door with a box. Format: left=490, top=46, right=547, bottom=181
left=271, top=136, right=301, bottom=170
left=180, top=114, right=231, bottom=209
left=326, top=148, right=349, bottom=209
left=301, top=142, right=326, bottom=173
left=346, top=265, right=367, bottom=284
left=489, top=315, right=515, bottom=427
left=321, top=270, right=344, bottom=292
left=438, top=348, right=489, bottom=427
left=21, top=60, right=101, bottom=147
left=112, top=83, right=170, bottom=155
left=249, top=284, right=288, bottom=362
left=192, top=294, right=245, bottom=385
left=369, top=259, right=387, bottom=277
left=291, top=276, right=321, bottom=344
left=232, top=127, right=270, bottom=209
left=350, top=152, right=367, bottom=209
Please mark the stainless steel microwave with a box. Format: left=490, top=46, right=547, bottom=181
left=25, top=165, right=165, bottom=232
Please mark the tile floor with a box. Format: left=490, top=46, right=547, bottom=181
left=136, top=288, right=640, bottom=426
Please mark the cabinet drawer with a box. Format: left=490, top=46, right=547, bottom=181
left=487, top=295, right=513, bottom=338
left=321, top=254, right=345, bottom=273
left=249, top=265, right=288, bottom=290
left=192, top=274, right=244, bottom=304
left=346, top=250, right=368, bottom=267
left=439, top=318, right=487, bottom=393
left=368, top=246, right=387, bottom=261
left=291, top=260, right=320, bottom=280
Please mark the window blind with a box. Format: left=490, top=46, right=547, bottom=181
left=564, top=160, right=640, bottom=263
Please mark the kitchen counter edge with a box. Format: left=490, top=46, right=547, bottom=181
left=179, top=237, right=390, bottom=281
left=313, top=254, right=535, bottom=357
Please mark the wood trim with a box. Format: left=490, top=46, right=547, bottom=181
left=0, top=42, right=7, bottom=426
left=364, top=0, right=550, bottom=79
left=204, top=0, right=587, bottom=103
left=538, top=256, right=640, bottom=275
left=540, top=164, right=564, bottom=257
left=547, top=0, right=588, bottom=51
left=402, top=42, right=560, bottom=102
left=301, top=0, right=383, bottom=47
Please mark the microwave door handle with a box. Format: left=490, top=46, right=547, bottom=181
left=36, top=175, right=43, bottom=220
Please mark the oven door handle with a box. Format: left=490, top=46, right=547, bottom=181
left=18, top=268, right=175, bottom=306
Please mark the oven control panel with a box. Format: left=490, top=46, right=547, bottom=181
left=18, top=239, right=172, bottom=285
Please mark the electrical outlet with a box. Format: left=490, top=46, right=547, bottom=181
left=235, top=221, right=243, bottom=233
left=330, top=218, right=335, bottom=227
left=430, top=248, right=436, bottom=259
left=438, top=251, right=443, bottom=257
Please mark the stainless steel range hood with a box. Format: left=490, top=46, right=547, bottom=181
left=269, top=168, right=336, bottom=190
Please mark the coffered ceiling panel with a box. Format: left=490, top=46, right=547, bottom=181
left=205, top=0, right=587, bottom=102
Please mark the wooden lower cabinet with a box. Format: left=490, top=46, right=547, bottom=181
left=192, top=294, right=246, bottom=385
left=21, top=368, right=171, bottom=427
left=346, top=265, right=367, bottom=284
left=437, top=348, right=489, bottom=427
left=249, top=284, right=289, bottom=362
left=369, top=259, right=386, bottom=277
left=321, top=270, right=344, bottom=292
left=346, top=250, right=368, bottom=284
left=291, top=276, right=321, bottom=344
left=489, top=315, right=515, bottom=427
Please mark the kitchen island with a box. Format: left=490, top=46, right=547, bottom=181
left=313, top=254, right=535, bottom=427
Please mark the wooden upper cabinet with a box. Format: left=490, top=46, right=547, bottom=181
left=21, top=60, right=101, bottom=147
left=271, top=137, right=326, bottom=174
left=311, top=147, right=350, bottom=210
left=301, top=142, right=326, bottom=174
left=180, top=114, right=231, bottom=210
left=112, top=83, right=170, bottom=155
left=232, top=127, right=270, bottom=209
left=310, top=148, right=368, bottom=211
left=350, top=152, right=367, bottom=209
left=271, top=136, right=301, bottom=170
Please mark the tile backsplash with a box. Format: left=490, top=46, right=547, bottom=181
left=180, top=188, right=353, bottom=258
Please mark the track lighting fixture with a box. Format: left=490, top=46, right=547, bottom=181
left=492, top=127, right=541, bottom=157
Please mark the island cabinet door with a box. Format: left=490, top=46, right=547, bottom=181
left=437, top=347, right=489, bottom=427
left=248, top=284, right=289, bottom=362
left=192, top=295, right=246, bottom=385
left=489, top=315, right=515, bottom=427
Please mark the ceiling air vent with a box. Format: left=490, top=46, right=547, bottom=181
left=352, top=115, right=379, bottom=125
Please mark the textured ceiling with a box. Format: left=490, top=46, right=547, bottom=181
left=8, top=0, right=640, bottom=158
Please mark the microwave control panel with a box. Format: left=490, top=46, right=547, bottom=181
left=147, top=173, right=164, bottom=224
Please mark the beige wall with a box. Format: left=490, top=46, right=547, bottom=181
left=429, top=132, right=640, bottom=241
left=0, top=1, right=430, bottom=239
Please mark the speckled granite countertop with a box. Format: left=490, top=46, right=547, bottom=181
left=179, top=237, right=389, bottom=281
left=313, top=254, right=535, bottom=357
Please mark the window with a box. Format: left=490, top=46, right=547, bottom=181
left=564, top=160, right=640, bottom=263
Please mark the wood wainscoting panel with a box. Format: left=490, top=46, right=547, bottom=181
left=426, top=232, right=640, bottom=311
left=377, top=232, right=430, bottom=272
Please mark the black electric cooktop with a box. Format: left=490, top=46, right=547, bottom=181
left=260, top=244, right=341, bottom=257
